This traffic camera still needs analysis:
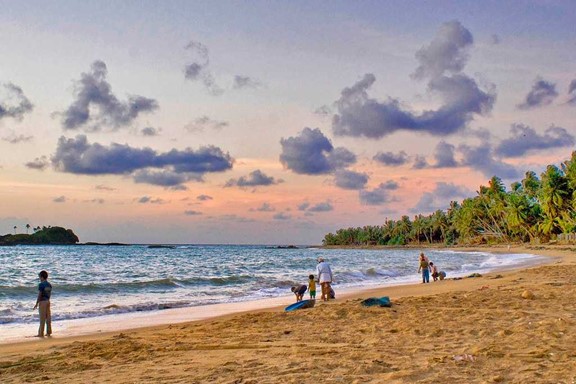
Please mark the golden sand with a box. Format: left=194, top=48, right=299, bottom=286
left=1, top=245, right=576, bottom=383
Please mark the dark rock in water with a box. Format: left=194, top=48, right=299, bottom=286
left=148, top=244, right=176, bottom=249
left=276, top=245, right=298, bottom=249
left=81, top=242, right=130, bottom=246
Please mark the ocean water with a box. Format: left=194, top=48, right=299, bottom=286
left=0, top=245, right=545, bottom=329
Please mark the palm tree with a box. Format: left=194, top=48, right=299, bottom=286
left=13, top=225, right=17, bottom=235
left=25, top=224, right=30, bottom=234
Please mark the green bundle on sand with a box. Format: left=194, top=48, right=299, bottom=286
left=360, top=296, right=392, bottom=307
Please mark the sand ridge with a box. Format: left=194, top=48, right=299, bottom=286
left=1, top=245, right=576, bottom=383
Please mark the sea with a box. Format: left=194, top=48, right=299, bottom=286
left=0, top=244, right=546, bottom=341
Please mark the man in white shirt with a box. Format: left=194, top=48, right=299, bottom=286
left=316, top=257, right=333, bottom=301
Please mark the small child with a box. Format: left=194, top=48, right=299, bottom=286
left=308, top=274, right=316, bottom=300
left=291, top=284, right=307, bottom=302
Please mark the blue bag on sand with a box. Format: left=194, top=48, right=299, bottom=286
left=360, top=296, right=392, bottom=307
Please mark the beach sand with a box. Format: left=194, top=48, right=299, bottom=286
left=1, top=245, right=576, bottom=383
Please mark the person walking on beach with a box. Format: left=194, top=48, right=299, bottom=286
left=316, top=257, right=333, bottom=301
left=33, top=270, right=52, bottom=337
left=308, top=274, right=316, bottom=300
left=417, top=253, right=430, bottom=284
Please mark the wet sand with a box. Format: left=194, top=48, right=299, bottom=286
left=1, top=245, right=575, bottom=383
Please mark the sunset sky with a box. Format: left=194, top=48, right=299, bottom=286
left=1, top=1, right=575, bottom=244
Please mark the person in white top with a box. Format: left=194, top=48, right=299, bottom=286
left=316, top=257, right=333, bottom=301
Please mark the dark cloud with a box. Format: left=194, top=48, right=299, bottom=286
left=53, top=196, right=66, bottom=203
left=412, top=155, right=429, bottom=169
left=184, top=40, right=223, bottom=96
left=184, top=210, right=203, bottom=216
left=25, top=156, right=50, bottom=170
left=141, top=127, right=160, bottom=136
left=137, top=196, right=166, bottom=204
left=411, top=182, right=473, bottom=213
left=61, top=61, right=158, bottom=131
left=0, top=83, right=33, bottom=121
left=308, top=201, right=334, bottom=212
left=495, top=124, right=574, bottom=157
left=459, top=142, right=520, bottom=179
left=273, top=212, right=291, bottom=220
left=251, top=203, right=275, bottom=212
left=298, top=202, right=310, bottom=211
left=197, top=194, right=213, bottom=201
left=332, top=22, right=494, bottom=139
left=314, top=105, right=332, bottom=116
left=381, top=180, right=399, bottom=190
left=85, top=198, right=105, bottom=204
left=133, top=169, right=200, bottom=187
left=517, top=78, right=558, bottom=110
left=359, top=182, right=396, bottom=205
left=233, top=75, right=262, bottom=90
left=568, top=79, right=576, bottom=105
left=412, top=20, right=474, bottom=80
left=185, top=116, right=229, bottom=132
left=225, top=169, right=283, bottom=188
left=434, top=141, right=458, bottom=167
left=373, top=151, right=409, bottom=166
left=334, top=170, right=369, bottom=190
left=2, top=133, right=33, bottom=144
left=51, top=135, right=234, bottom=186
left=280, top=127, right=356, bottom=175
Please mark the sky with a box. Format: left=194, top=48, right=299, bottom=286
left=1, top=0, right=576, bottom=245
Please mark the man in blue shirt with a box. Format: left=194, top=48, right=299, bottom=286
left=33, top=270, right=52, bottom=337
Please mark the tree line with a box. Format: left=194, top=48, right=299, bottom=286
left=323, top=151, right=576, bottom=246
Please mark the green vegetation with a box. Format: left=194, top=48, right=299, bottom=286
left=0, top=226, right=79, bottom=245
left=323, top=151, right=576, bottom=247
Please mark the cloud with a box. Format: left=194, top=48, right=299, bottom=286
left=25, top=156, right=50, bottom=170
left=185, top=116, right=229, bottom=132
left=373, top=151, right=409, bottom=166
left=411, top=182, right=473, bottom=213
left=0, top=83, right=33, bottom=121
left=412, top=155, right=429, bottom=169
left=273, top=212, right=291, bottom=220
left=307, top=201, right=334, bottom=212
left=137, top=196, right=166, bottom=204
left=51, top=135, right=234, bottom=186
left=85, top=198, right=105, bottom=204
left=433, top=141, right=458, bottom=167
left=567, top=79, right=576, bottom=105
left=184, top=40, right=223, bottom=96
left=489, top=34, right=501, bottom=45
left=334, top=169, right=369, bottom=190
left=184, top=210, right=203, bottom=216
left=233, top=75, right=263, bottom=90
left=495, top=124, right=574, bottom=157
left=459, top=141, right=520, bottom=179
left=517, top=78, right=558, bottom=110
left=53, top=196, right=66, bottom=203
left=197, top=194, right=213, bottom=201
left=141, top=127, right=160, bottom=136
left=2, top=133, right=33, bottom=144
left=298, top=202, right=310, bottom=211
left=359, top=182, right=397, bottom=205
left=251, top=203, right=275, bottom=212
left=95, top=184, right=116, bottom=191
left=225, top=169, right=283, bottom=188
left=280, top=127, right=356, bottom=175
left=133, top=169, right=201, bottom=187
left=61, top=61, right=158, bottom=131
left=412, top=20, right=474, bottom=80
left=332, top=22, right=495, bottom=139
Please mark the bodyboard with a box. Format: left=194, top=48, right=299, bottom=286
left=285, top=299, right=316, bottom=312
left=360, top=296, right=392, bottom=307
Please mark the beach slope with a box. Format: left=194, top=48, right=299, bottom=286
left=1, top=246, right=576, bottom=383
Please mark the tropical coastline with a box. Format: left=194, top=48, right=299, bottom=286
left=1, top=244, right=575, bottom=383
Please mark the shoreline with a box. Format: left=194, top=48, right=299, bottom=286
left=0, top=246, right=549, bottom=345
left=2, top=244, right=575, bottom=383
